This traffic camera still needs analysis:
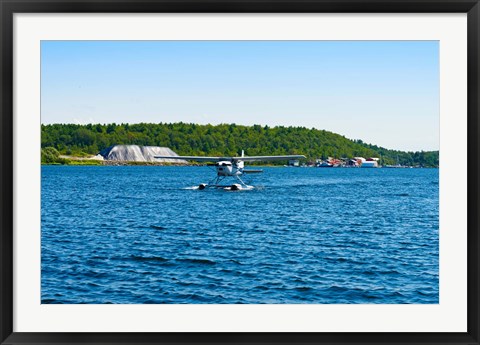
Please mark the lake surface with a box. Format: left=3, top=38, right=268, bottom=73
left=41, top=166, right=439, bottom=304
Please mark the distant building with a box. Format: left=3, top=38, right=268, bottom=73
left=354, top=157, right=366, bottom=166
left=346, top=159, right=359, bottom=167
left=328, top=158, right=342, bottom=167
left=288, top=159, right=300, bottom=167
left=361, top=160, right=379, bottom=168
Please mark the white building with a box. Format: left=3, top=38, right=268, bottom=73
left=361, top=160, right=379, bottom=168
left=288, top=159, right=300, bottom=167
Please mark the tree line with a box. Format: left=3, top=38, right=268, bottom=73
left=41, top=122, right=439, bottom=167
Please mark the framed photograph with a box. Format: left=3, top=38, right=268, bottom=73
left=1, top=1, right=479, bottom=344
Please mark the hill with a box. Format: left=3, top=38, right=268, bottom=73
left=41, top=123, right=439, bottom=167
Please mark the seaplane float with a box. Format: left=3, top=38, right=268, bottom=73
left=154, top=151, right=305, bottom=191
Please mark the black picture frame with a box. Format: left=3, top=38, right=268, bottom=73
left=1, top=1, right=479, bottom=344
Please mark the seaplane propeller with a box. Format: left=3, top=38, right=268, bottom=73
left=154, top=150, right=305, bottom=190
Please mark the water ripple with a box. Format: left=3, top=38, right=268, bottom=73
left=42, top=166, right=439, bottom=304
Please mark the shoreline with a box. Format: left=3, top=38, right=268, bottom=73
left=41, top=162, right=439, bottom=168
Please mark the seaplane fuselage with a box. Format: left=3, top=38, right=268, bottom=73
left=215, top=160, right=244, bottom=176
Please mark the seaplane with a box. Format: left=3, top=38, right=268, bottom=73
left=154, top=150, right=305, bottom=190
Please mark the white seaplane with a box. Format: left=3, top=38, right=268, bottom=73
left=154, top=151, right=305, bottom=190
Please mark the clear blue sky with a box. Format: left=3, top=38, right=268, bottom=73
left=41, top=41, right=439, bottom=151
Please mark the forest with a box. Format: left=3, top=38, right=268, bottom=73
left=41, top=122, right=439, bottom=167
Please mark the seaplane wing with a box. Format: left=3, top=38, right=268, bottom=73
left=232, top=155, right=306, bottom=162
left=154, top=154, right=305, bottom=162
left=153, top=155, right=228, bottom=162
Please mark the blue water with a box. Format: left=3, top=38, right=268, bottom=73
left=41, top=166, right=439, bottom=304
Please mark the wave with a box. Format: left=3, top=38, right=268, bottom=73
left=150, top=225, right=167, bottom=230
left=182, top=186, right=200, bottom=190
left=130, top=255, right=169, bottom=263
left=177, top=258, right=217, bottom=265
